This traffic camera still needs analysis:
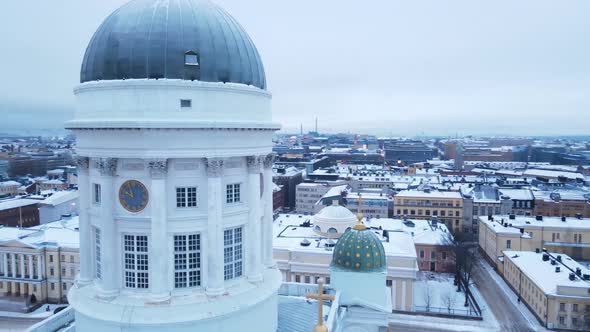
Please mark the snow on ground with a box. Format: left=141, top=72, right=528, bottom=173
left=0, top=304, right=64, bottom=319
left=413, top=272, right=475, bottom=316
left=477, top=257, right=550, bottom=332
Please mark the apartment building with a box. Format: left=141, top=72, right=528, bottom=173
left=393, top=190, right=464, bottom=234
left=478, top=215, right=590, bottom=274
left=345, top=191, right=390, bottom=219
left=295, top=181, right=347, bottom=215
left=503, top=251, right=590, bottom=330
left=533, top=191, right=590, bottom=218
left=462, top=185, right=512, bottom=235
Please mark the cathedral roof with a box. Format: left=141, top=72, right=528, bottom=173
left=81, top=0, right=266, bottom=89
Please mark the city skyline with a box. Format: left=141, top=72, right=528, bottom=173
left=0, top=0, right=589, bottom=136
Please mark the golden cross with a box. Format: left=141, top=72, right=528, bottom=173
left=354, top=194, right=366, bottom=230
left=356, top=194, right=364, bottom=215
left=305, top=278, right=335, bottom=332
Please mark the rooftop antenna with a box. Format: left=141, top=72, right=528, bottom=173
left=315, top=117, right=318, bottom=133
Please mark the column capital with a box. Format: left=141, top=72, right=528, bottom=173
left=246, top=156, right=261, bottom=174
left=96, top=158, right=118, bottom=176
left=204, top=158, right=224, bottom=177
left=74, top=156, right=90, bottom=171
left=146, top=159, right=168, bottom=179
left=263, top=153, right=276, bottom=169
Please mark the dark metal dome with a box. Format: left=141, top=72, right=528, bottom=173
left=80, top=0, right=266, bottom=89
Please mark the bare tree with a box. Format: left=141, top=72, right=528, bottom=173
left=440, top=288, right=457, bottom=314
left=423, top=282, right=433, bottom=312
left=443, top=231, right=476, bottom=307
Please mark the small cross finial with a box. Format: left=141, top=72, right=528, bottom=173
left=354, top=194, right=366, bottom=230
left=305, top=278, right=335, bottom=332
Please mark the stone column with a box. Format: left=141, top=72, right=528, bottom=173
left=10, top=254, right=16, bottom=278
left=96, top=158, right=118, bottom=297
left=28, top=255, right=33, bottom=279
left=147, top=159, right=170, bottom=301
left=37, top=255, right=42, bottom=280
left=246, top=156, right=263, bottom=282
left=39, top=255, right=44, bottom=280
left=19, top=254, right=25, bottom=278
left=75, top=157, right=93, bottom=285
left=205, top=158, right=225, bottom=296
left=1, top=253, right=5, bottom=277
left=262, top=153, right=276, bottom=267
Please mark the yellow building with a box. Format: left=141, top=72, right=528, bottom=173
left=394, top=190, right=464, bottom=234
left=479, top=215, right=590, bottom=274
left=503, top=251, right=590, bottom=330
left=0, top=217, right=79, bottom=306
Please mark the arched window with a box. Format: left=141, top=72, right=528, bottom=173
left=328, top=227, right=338, bottom=234
left=314, top=225, right=321, bottom=232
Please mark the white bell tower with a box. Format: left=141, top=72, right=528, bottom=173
left=67, top=1, right=282, bottom=331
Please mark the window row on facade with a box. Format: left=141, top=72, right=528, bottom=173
left=93, top=227, right=244, bottom=290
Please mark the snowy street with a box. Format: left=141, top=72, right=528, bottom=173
left=471, top=254, right=547, bottom=332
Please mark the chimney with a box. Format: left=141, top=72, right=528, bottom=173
left=555, top=266, right=560, bottom=273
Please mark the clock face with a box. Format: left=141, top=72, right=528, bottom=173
left=118, top=180, right=149, bottom=213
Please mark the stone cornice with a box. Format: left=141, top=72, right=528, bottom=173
left=74, top=79, right=272, bottom=98
left=65, top=120, right=281, bottom=131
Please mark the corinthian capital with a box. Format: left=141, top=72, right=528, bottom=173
left=74, top=156, right=90, bottom=171
left=146, top=159, right=168, bottom=178
left=246, top=156, right=261, bottom=173
left=96, top=158, right=118, bottom=176
left=205, top=158, right=224, bottom=177
left=263, top=153, right=276, bottom=169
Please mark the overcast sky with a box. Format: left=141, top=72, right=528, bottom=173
left=0, top=0, right=589, bottom=136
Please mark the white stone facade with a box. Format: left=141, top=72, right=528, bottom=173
left=67, top=80, right=282, bottom=331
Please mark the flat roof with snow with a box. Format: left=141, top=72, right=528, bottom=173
left=480, top=215, right=590, bottom=231
left=395, top=190, right=462, bottom=199
left=503, top=251, right=590, bottom=296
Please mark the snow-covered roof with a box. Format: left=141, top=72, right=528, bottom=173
left=36, top=190, right=79, bottom=206
left=0, top=216, right=79, bottom=249
left=480, top=215, right=590, bottom=232
left=533, top=190, right=590, bottom=202
left=503, top=251, right=590, bottom=296
left=273, top=214, right=416, bottom=258
left=498, top=188, right=534, bottom=201
left=0, top=181, right=21, bottom=187
left=0, top=198, right=39, bottom=211
left=363, top=218, right=452, bottom=246
left=523, top=169, right=584, bottom=181
left=395, top=190, right=462, bottom=199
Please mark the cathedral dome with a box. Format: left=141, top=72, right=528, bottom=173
left=80, top=0, right=266, bottom=89
left=313, top=201, right=357, bottom=238
left=331, top=223, right=386, bottom=273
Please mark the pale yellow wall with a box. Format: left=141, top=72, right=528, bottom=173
left=504, top=256, right=590, bottom=330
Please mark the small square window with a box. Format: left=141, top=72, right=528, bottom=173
left=180, top=99, right=192, bottom=108
left=185, top=53, right=199, bottom=66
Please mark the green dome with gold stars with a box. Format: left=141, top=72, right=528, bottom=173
left=331, top=224, right=386, bottom=273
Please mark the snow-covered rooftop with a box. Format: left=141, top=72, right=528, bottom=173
left=480, top=214, right=590, bottom=232
left=395, top=190, right=462, bottom=199
left=0, top=198, right=39, bottom=211
left=0, top=216, right=79, bottom=249
left=503, top=251, right=590, bottom=296
left=498, top=188, right=534, bottom=201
